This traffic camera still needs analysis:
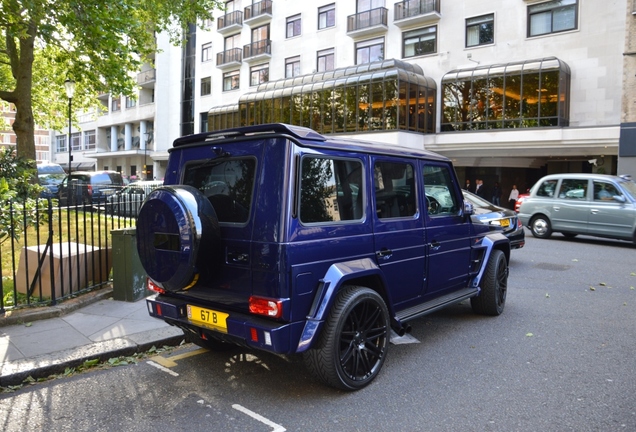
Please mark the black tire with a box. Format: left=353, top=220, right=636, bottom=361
left=185, top=331, right=234, bottom=352
left=530, top=215, right=552, bottom=239
left=562, top=232, right=578, bottom=239
left=136, top=185, right=221, bottom=292
left=303, top=286, right=390, bottom=391
left=471, top=249, right=508, bottom=316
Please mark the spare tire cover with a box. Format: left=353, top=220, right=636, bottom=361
left=136, top=185, right=221, bottom=292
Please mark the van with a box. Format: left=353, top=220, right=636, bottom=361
left=37, top=162, right=66, bottom=199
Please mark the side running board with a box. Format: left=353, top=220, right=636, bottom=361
left=395, top=287, right=479, bottom=323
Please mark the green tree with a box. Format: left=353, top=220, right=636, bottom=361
left=0, top=0, right=224, bottom=160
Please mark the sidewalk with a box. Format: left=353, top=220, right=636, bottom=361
left=0, top=287, right=185, bottom=387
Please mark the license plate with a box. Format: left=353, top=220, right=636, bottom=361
left=187, top=305, right=228, bottom=333
left=500, top=218, right=510, bottom=228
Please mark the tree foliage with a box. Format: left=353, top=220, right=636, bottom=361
left=0, top=0, right=224, bottom=160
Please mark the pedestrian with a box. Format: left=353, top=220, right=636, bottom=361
left=475, top=179, right=487, bottom=198
left=508, top=184, right=519, bottom=210
left=491, top=182, right=501, bottom=205
left=464, top=179, right=472, bottom=192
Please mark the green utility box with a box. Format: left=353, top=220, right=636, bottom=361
left=111, top=228, right=151, bottom=301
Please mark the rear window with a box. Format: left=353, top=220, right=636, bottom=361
left=183, top=158, right=256, bottom=224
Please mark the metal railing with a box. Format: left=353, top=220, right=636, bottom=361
left=217, top=48, right=243, bottom=65
left=394, top=0, right=440, bottom=21
left=218, top=10, right=243, bottom=30
left=244, top=0, right=272, bottom=20
left=347, top=7, right=388, bottom=32
left=0, top=186, right=141, bottom=313
left=243, top=40, right=271, bottom=59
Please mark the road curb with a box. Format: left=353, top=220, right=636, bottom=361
left=0, top=326, right=185, bottom=387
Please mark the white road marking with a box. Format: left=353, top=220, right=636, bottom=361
left=147, top=360, right=179, bottom=376
left=232, top=404, right=286, bottom=432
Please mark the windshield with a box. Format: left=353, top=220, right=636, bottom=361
left=39, top=173, right=66, bottom=186
left=619, top=179, right=636, bottom=200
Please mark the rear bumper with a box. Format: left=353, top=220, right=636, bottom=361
left=146, top=295, right=303, bottom=355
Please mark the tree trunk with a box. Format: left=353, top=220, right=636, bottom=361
left=12, top=24, right=37, bottom=161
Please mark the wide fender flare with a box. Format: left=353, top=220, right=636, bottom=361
left=471, top=232, right=510, bottom=290
left=295, top=258, right=386, bottom=353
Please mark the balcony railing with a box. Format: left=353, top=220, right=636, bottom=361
left=216, top=48, right=243, bottom=67
left=137, top=69, right=156, bottom=86
left=394, top=0, right=440, bottom=20
left=393, top=0, right=441, bottom=27
left=347, top=7, right=388, bottom=34
left=244, top=0, right=272, bottom=24
left=218, top=10, right=243, bottom=32
left=243, top=39, right=271, bottom=61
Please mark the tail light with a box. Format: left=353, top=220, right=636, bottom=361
left=147, top=278, right=165, bottom=294
left=249, top=296, right=283, bottom=318
left=87, top=185, right=93, bottom=196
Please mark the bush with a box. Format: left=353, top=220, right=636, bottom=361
left=0, top=147, right=49, bottom=245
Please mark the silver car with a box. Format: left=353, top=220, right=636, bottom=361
left=106, top=180, right=163, bottom=216
left=518, top=173, right=636, bottom=243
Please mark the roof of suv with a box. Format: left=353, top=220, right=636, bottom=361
left=171, top=123, right=450, bottom=162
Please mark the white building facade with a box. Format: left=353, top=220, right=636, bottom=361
left=55, top=0, right=635, bottom=197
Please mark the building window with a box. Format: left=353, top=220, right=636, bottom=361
left=403, top=26, right=436, bottom=58
left=528, top=0, right=577, bottom=37
left=201, top=77, right=212, bottom=96
left=355, top=37, right=384, bottom=64
left=287, top=14, right=301, bottom=38
left=223, top=70, right=240, bottom=91
left=84, top=130, right=96, bottom=150
left=285, top=56, right=301, bottom=78
left=317, top=48, right=334, bottom=72
left=250, top=64, right=269, bottom=86
left=111, top=96, right=121, bottom=112
left=466, top=14, right=494, bottom=47
left=225, top=33, right=240, bottom=50
left=71, top=132, right=81, bottom=151
left=201, top=42, right=212, bottom=62
left=200, top=113, right=209, bottom=133
left=125, top=96, right=136, bottom=108
left=318, top=4, right=336, bottom=29
left=56, top=135, right=67, bottom=153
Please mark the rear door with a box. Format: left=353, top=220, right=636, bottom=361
left=551, top=178, right=590, bottom=234
left=371, top=156, right=425, bottom=307
left=420, top=162, right=471, bottom=297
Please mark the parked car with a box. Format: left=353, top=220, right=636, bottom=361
left=462, top=190, right=525, bottom=249
left=517, top=173, right=636, bottom=242
left=58, top=171, right=125, bottom=206
left=515, top=192, right=529, bottom=212
left=135, top=123, right=510, bottom=391
left=106, top=180, right=163, bottom=216
left=37, top=161, right=66, bottom=199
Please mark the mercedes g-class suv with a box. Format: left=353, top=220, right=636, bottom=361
left=136, top=124, right=510, bottom=390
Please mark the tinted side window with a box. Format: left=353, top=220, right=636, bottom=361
left=374, top=161, right=416, bottom=219
left=536, top=179, right=557, bottom=197
left=299, top=156, right=363, bottom=223
left=422, top=164, right=459, bottom=217
left=558, top=179, right=587, bottom=200
left=183, top=158, right=256, bottom=223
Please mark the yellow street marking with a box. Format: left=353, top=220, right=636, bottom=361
left=149, top=348, right=208, bottom=368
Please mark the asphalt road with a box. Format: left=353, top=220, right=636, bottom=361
left=1, top=232, right=635, bottom=432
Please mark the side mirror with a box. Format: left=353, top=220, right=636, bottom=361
left=464, top=200, right=474, bottom=216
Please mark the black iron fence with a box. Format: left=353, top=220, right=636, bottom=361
left=0, top=188, right=146, bottom=313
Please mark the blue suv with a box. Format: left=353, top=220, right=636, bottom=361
left=136, top=124, right=510, bottom=390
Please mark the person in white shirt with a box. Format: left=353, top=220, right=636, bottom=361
left=508, top=184, right=519, bottom=209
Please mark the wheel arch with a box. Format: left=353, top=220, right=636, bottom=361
left=295, top=258, right=391, bottom=353
left=470, top=232, right=510, bottom=290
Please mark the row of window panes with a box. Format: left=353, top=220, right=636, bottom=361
left=111, top=97, right=136, bottom=111
left=216, top=78, right=436, bottom=135
left=441, top=68, right=570, bottom=131
left=55, top=130, right=96, bottom=152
